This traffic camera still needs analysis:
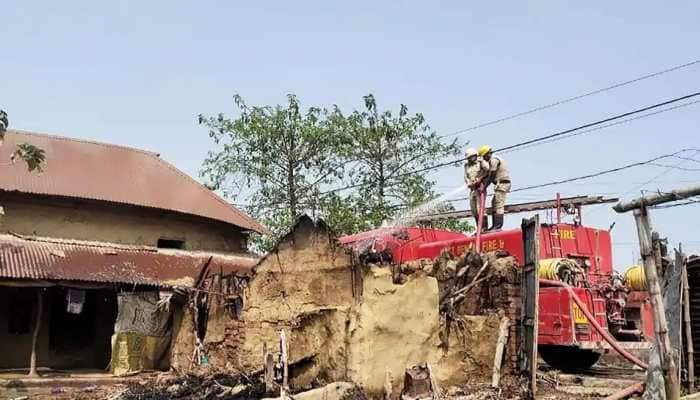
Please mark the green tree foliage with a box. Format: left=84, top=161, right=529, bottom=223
left=200, top=95, right=473, bottom=252
left=322, top=95, right=467, bottom=234
left=198, top=95, right=344, bottom=252
left=0, top=110, right=46, bottom=172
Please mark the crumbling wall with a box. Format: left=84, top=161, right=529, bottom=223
left=347, top=266, right=507, bottom=395
left=432, top=249, right=522, bottom=373
left=191, top=216, right=354, bottom=389
left=171, top=217, right=523, bottom=396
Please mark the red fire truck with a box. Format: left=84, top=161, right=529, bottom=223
left=339, top=195, right=653, bottom=370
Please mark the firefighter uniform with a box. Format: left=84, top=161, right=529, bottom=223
left=488, top=155, right=511, bottom=214
left=464, top=149, right=488, bottom=227
left=478, top=145, right=511, bottom=231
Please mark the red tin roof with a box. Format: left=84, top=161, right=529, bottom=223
left=0, top=234, right=258, bottom=287
left=0, top=130, right=265, bottom=233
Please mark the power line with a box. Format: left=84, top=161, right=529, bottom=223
left=651, top=198, right=700, bottom=209
left=674, top=155, right=700, bottom=164
left=328, top=91, right=700, bottom=189
left=510, top=149, right=698, bottom=193
left=584, top=149, right=700, bottom=219
left=498, top=99, right=700, bottom=155
left=444, top=150, right=697, bottom=203
left=440, top=59, right=700, bottom=138
left=495, top=91, right=700, bottom=153
left=649, top=162, right=700, bottom=172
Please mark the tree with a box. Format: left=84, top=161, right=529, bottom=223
left=322, top=94, right=468, bottom=233
left=0, top=110, right=46, bottom=377
left=199, top=95, right=345, bottom=252
left=0, top=110, right=46, bottom=172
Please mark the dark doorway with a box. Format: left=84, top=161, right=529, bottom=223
left=157, top=238, right=185, bottom=249
left=48, top=288, right=117, bottom=369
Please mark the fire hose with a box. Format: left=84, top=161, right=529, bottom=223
left=539, top=279, right=649, bottom=370
left=475, top=183, right=486, bottom=249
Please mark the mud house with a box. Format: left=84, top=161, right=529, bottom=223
left=0, top=130, right=263, bottom=373
left=174, top=215, right=523, bottom=396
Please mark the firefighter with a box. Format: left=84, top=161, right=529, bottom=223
left=479, top=145, right=510, bottom=231
left=464, top=147, right=488, bottom=229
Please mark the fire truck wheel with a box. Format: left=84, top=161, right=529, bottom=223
left=539, top=346, right=602, bottom=371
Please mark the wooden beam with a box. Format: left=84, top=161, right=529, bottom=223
left=614, top=184, right=700, bottom=213
left=419, top=195, right=618, bottom=221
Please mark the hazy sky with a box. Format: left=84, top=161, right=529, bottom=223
left=3, top=2, right=699, bottom=266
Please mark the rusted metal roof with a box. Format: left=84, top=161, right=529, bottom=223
left=0, top=234, right=258, bottom=287
left=0, top=130, right=265, bottom=233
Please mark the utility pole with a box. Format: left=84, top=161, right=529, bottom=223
left=613, top=188, right=700, bottom=400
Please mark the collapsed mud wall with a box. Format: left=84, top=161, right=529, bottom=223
left=171, top=216, right=354, bottom=389
left=171, top=217, right=522, bottom=395
left=346, top=266, right=508, bottom=394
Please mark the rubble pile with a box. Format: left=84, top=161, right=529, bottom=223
left=115, top=373, right=266, bottom=400
left=430, top=248, right=520, bottom=317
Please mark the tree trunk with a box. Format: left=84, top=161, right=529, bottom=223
left=287, top=132, right=297, bottom=221
left=29, top=289, right=43, bottom=377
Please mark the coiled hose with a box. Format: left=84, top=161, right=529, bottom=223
left=623, top=265, right=647, bottom=291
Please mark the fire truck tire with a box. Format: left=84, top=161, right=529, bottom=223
left=539, top=346, right=602, bottom=371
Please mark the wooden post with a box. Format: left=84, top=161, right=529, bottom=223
left=263, top=342, right=274, bottom=394
left=279, top=330, right=288, bottom=399
left=634, top=207, right=680, bottom=399
left=492, top=316, right=510, bottom=388
left=29, top=288, right=43, bottom=377
left=681, top=245, right=695, bottom=392
left=520, top=215, right=540, bottom=399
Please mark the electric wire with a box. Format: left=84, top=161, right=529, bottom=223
left=440, top=59, right=700, bottom=138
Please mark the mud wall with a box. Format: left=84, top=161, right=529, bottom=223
left=346, top=266, right=507, bottom=394
left=178, top=217, right=354, bottom=389
left=0, top=195, right=246, bottom=252
left=171, top=217, right=522, bottom=394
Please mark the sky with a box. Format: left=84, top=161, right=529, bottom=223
left=2, top=1, right=699, bottom=267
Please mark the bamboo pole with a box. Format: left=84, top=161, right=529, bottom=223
left=492, top=316, right=510, bottom=388
left=634, top=208, right=680, bottom=399
left=29, top=288, right=43, bottom=377
left=681, top=245, right=695, bottom=392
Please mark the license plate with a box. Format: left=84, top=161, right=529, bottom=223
left=572, top=303, right=588, bottom=324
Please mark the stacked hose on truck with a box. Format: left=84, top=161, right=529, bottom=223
left=538, top=258, right=581, bottom=286
left=624, top=264, right=647, bottom=291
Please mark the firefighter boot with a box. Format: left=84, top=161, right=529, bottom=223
left=492, top=213, right=504, bottom=231
left=482, top=215, right=493, bottom=232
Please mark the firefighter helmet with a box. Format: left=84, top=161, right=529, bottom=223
left=465, top=148, right=478, bottom=158
left=478, top=145, right=492, bottom=156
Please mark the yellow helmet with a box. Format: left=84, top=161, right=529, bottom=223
left=478, top=145, right=492, bottom=156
